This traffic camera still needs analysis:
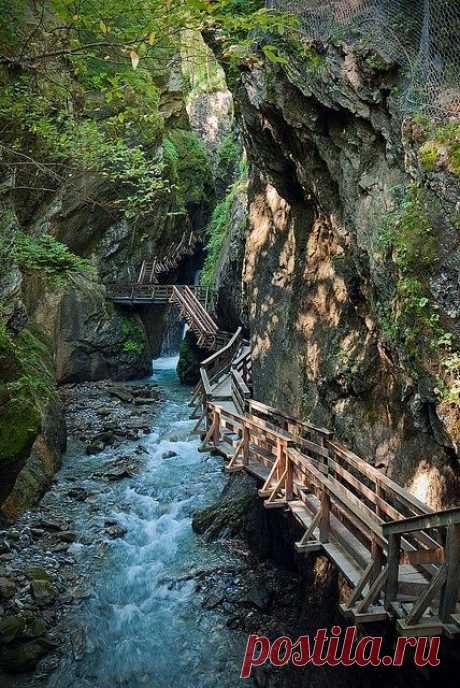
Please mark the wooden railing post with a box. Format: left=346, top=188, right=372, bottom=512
left=242, top=424, right=250, bottom=466
left=285, top=443, right=294, bottom=502
left=213, top=409, right=221, bottom=448
left=319, top=490, right=331, bottom=543
left=439, top=523, right=460, bottom=623
left=384, top=533, right=401, bottom=610
left=370, top=537, right=384, bottom=585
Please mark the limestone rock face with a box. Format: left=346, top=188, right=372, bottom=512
left=214, top=42, right=460, bottom=507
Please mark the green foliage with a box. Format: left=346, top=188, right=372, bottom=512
left=415, top=121, right=460, bottom=177
left=181, top=30, right=227, bottom=103
left=377, top=184, right=459, bottom=400
left=380, top=184, right=437, bottom=273
left=201, top=174, right=245, bottom=287
left=8, top=232, right=94, bottom=286
left=165, top=130, right=213, bottom=206
left=121, top=319, right=145, bottom=354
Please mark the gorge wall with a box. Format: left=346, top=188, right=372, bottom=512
left=0, top=15, right=232, bottom=519
left=212, top=37, right=460, bottom=508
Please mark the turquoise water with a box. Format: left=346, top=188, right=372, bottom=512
left=49, top=357, right=251, bottom=688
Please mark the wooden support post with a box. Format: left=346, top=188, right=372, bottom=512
left=285, top=447, right=294, bottom=503
left=371, top=537, right=384, bottom=585
left=405, top=564, right=447, bottom=626
left=385, top=533, right=401, bottom=610
left=242, top=424, right=250, bottom=466
left=213, top=409, right=221, bottom=448
left=319, top=490, right=331, bottom=544
left=439, top=524, right=460, bottom=623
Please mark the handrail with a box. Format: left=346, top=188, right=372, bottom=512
left=194, top=331, right=460, bottom=636
left=383, top=507, right=460, bottom=536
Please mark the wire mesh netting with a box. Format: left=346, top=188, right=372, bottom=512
left=269, top=0, right=460, bottom=117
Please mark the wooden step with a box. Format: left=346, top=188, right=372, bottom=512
left=323, top=542, right=364, bottom=588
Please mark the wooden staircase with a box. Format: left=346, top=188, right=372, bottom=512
left=190, top=334, right=460, bottom=639
left=137, top=232, right=199, bottom=285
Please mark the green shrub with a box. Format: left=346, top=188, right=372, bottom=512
left=9, top=232, right=94, bottom=285
left=121, top=319, right=145, bottom=354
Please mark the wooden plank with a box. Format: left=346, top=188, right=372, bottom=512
left=323, top=542, right=363, bottom=587
left=383, top=508, right=460, bottom=536
left=439, top=524, right=460, bottom=622
left=405, top=564, right=447, bottom=626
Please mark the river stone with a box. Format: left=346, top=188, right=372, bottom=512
left=58, top=531, right=77, bottom=543
left=236, top=583, right=272, bottom=611
left=96, top=406, right=113, bottom=417
left=108, top=386, right=133, bottom=403
left=0, top=577, right=15, bottom=600
left=26, top=567, right=53, bottom=583
left=67, top=487, right=90, bottom=501
left=160, top=450, right=177, bottom=460
left=37, top=518, right=65, bottom=532
left=31, top=580, right=57, bottom=606
left=86, top=440, right=105, bottom=455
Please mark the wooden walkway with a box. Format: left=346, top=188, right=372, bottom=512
left=189, top=330, right=460, bottom=638
left=107, top=283, right=232, bottom=351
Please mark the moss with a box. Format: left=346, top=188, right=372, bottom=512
left=121, top=318, right=145, bottom=354
left=418, top=141, right=439, bottom=172
left=163, top=129, right=213, bottom=206
left=177, top=332, right=203, bottom=385
left=416, top=121, right=460, bottom=177
left=192, top=494, right=254, bottom=540
left=364, top=51, right=392, bottom=72
left=0, top=323, right=55, bottom=465
left=282, top=36, right=324, bottom=71
left=201, top=174, right=246, bottom=287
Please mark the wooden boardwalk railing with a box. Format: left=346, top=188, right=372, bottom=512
left=137, top=232, right=199, bottom=285
left=190, top=333, right=460, bottom=638
left=106, top=283, right=232, bottom=351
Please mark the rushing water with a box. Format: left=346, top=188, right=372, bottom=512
left=49, top=357, right=251, bottom=688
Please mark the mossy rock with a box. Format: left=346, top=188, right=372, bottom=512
left=0, top=638, right=53, bottom=673
left=177, top=332, right=205, bottom=385
left=192, top=494, right=254, bottom=541
left=0, top=614, right=47, bottom=644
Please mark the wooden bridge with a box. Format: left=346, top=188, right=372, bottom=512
left=190, top=329, right=460, bottom=638
left=107, top=283, right=232, bottom=351
left=137, top=232, right=199, bottom=285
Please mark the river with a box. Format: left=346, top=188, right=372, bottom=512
left=48, top=356, right=252, bottom=688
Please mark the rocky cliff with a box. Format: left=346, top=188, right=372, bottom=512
left=212, top=37, right=460, bottom=508
left=0, top=22, right=232, bottom=518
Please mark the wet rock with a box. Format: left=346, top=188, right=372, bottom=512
left=202, top=592, right=225, bottom=610
left=105, top=525, right=127, bottom=539
left=96, top=406, right=113, bottom=417
left=58, top=531, right=77, bottom=543
left=31, top=580, right=57, bottom=606
left=86, top=440, right=105, bottom=455
left=94, top=430, right=115, bottom=444
left=0, top=538, right=11, bottom=554
left=26, top=567, right=53, bottom=584
left=0, top=577, right=16, bottom=600
left=236, top=583, right=272, bottom=611
left=160, top=450, right=178, bottom=460
left=0, top=638, right=54, bottom=673
left=30, top=528, right=45, bottom=538
left=0, top=614, right=47, bottom=643
left=67, top=487, right=90, bottom=502
left=38, top=517, right=68, bottom=532
left=108, top=386, right=133, bottom=403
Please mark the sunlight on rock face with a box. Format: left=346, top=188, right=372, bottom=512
left=407, top=462, right=444, bottom=508
left=245, top=185, right=291, bottom=286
